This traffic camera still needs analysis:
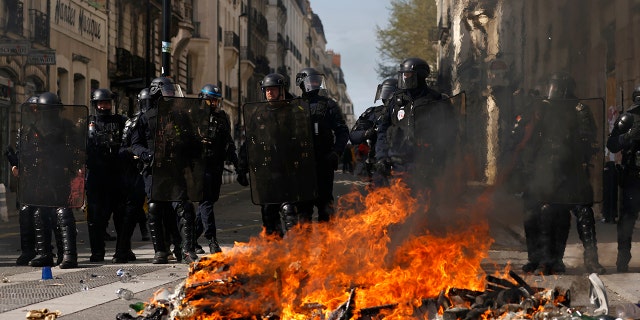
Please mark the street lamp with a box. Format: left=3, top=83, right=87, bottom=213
left=236, top=12, right=248, bottom=144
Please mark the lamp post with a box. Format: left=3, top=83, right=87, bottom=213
left=236, top=12, right=248, bottom=143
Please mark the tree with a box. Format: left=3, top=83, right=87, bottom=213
left=376, top=0, right=438, bottom=79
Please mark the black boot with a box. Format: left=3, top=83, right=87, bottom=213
left=522, top=208, right=541, bottom=273
left=16, top=205, right=36, bottom=266
left=575, top=206, right=606, bottom=274
left=113, top=207, right=137, bottom=263
left=177, top=202, right=198, bottom=263
left=548, top=207, right=571, bottom=275
left=209, top=238, right=222, bottom=254
left=29, top=208, right=54, bottom=267
left=87, top=209, right=106, bottom=262
left=54, top=224, right=64, bottom=266
left=148, top=203, right=169, bottom=264
left=57, top=208, right=78, bottom=269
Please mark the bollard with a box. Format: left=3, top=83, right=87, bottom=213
left=41, top=266, right=53, bottom=280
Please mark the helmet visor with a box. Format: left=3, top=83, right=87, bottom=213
left=375, top=83, right=397, bottom=102
left=397, top=71, right=417, bottom=90
left=303, top=74, right=326, bottom=92
left=160, top=83, right=185, bottom=97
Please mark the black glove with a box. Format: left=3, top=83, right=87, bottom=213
left=236, top=170, right=249, bottom=186
left=326, top=151, right=340, bottom=170
left=140, top=152, right=153, bottom=164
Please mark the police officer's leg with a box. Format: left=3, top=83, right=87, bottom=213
left=549, top=205, right=571, bottom=274
left=113, top=193, right=138, bottom=263
left=164, top=206, right=182, bottom=262
left=147, top=201, right=169, bottom=264
left=204, top=171, right=224, bottom=253
left=176, top=200, right=198, bottom=263
left=29, top=207, right=55, bottom=267
left=16, top=205, right=37, bottom=265
left=617, top=184, right=640, bottom=272
left=316, top=162, right=336, bottom=222
left=574, top=205, right=606, bottom=273
left=86, top=191, right=107, bottom=262
left=538, top=203, right=557, bottom=274
left=522, top=204, right=542, bottom=273
left=261, top=204, right=283, bottom=237
left=53, top=221, right=64, bottom=266
left=195, top=171, right=213, bottom=254
left=57, top=207, right=78, bottom=269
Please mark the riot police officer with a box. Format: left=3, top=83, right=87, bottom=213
left=86, top=88, right=127, bottom=262
left=130, top=77, right=199, bottom=264
left=15, top=92, right=82, bottom=269
left=237, top=73, right=297, bottom=235
left=194, top=84, right=238, bottom=253
left=350, top=78, right=398, bottom=179
left=294, top=67, right=349, bottom=223
left=375, top=57, right=456, bottom=189
left=5, top=96, right=39, bottom=265
left=113, top=88, right=151, bottom=263
left=606, top=84, right=640, bottom=272
left=521, top=72, right=604, bottom=274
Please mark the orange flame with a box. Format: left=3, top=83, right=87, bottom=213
left=170, top=178, right=494, bottom=319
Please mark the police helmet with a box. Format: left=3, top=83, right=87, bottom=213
left=90, top=88, right=114, bottom=112
left=544, top=72, right=576, bottom=100
left=374, top=77, right=398, bottom=103
left=397, top=57, right=430, bottom=90
left=295, top=67, right=326, bottom=93
left=37, top=92, right=62, bottom=107
left=149, top=77, right=183, bottom=98
left=260, top=73, right=288, bottom=101
left=137, top=88, right=151, bottom=112
left=632, top=85, right=640, bottom=105
left=199, top=84, right=223, bottom=100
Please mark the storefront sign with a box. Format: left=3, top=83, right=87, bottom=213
left=0, top=41, right=30, bottom=56
left=27, top=51, right=57, bottom=65
left=53, top=0, right=107, bottom=49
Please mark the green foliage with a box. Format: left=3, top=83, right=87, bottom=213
left=376, top=0, right=438, bottom=79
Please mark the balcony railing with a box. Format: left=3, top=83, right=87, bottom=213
left=116, top=47, right=132, bottom=77
left=29, top=9, right=49, bottom=47
left=6, top=1, right=24, bottom=36
left=240, top=46, right=254, bottom=63
left=224, top=31, right=240, bottom=49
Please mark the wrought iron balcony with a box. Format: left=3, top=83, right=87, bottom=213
left=29, top=9, right=49, bottom=47
left=224, top=31, right=240, bottom=49
left=6, top=1, right=24, bottom=36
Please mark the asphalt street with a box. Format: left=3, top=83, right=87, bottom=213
left=0, top=172, right=639, bottom=319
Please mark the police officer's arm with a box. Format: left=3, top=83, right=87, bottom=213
left=130, top=116, right=153, bottom=163
left=329, top=100, right=349, bottom=155
left=374, top=101, right=393, bottom=161
left=349, top=107, right=376, bottom=145
left=606, top=120, right=626, bottom=154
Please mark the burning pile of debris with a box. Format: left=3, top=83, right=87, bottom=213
left=115, top=180, right=608, bottom=320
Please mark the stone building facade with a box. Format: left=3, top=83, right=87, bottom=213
left=436, top=0, right=640, bottom=187
left=0, top=0, right=354, bottom=190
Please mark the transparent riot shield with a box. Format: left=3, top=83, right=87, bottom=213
left=151, top=97, right=206, bottom=201
left=411, top=92, right=464, bottom=187
left=18, top=104, right=88, bottom=208
left=243, top=98, right=317, bottom=205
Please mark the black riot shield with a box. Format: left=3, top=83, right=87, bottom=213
left=579, top=98, right=605, bottom=204
left=411, top=92, right=464, bottom=187
left=18, top=104, right=88, bottom=208
left=243, top=98, right=317, bottom=205
left=151, top=97, right=206, bottom=201
left=523, top=97, right=604, bottom=205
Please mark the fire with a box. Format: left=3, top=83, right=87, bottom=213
left=166, top=178, right=494, bottom=319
